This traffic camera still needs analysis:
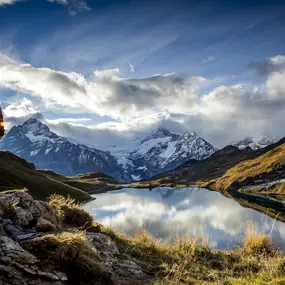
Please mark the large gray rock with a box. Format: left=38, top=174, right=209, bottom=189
left=0, top=236, right=67, bottom=285
left=0, top=192, right=57, bottom=224
left=113, top=260, right=145, bottom=278
left=14, top=207, right=33, bottom=227
left=88, top=232, right=119, bottom=261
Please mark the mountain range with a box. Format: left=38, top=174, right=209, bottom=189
left=0, top=118, right=130, bottom=181
left=0, top=118, right=278, bottom=181
left=232, top=134, right=275, bottom=150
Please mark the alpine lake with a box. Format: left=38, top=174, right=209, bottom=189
left=85, top=187, right=285, bottom=250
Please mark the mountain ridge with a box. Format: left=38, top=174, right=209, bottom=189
left=0, top=118, right=131, bottom=181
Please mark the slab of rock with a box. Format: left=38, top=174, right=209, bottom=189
left=88, top=232, right=119, bottom=261
left=0, top=236, right=67, bottom=285
left=113, top=260, right=145, bottom=278
left=4, top=224, right=23, bottom=239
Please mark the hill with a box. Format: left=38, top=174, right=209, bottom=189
left=206, top=143, right=285, bottom=191
left=0, top=150, right=92, bottom=202
left=38, top=170, right=122, bottom=194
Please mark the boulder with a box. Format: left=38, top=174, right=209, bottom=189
left=87, top=232, right=119, bottom=261
left=0, top=236, right=67, bottom=285
left=36, top=217, right=56, bottom=232
left=14, top=207, right=33, bottom=227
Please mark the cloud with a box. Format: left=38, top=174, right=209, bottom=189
left=0, top=0, right=23, bottom=6
left=124, top=57, right=135, bottom=73
left=249, top=55, right=285, bottom=75
left=47, top=0, right=91, bottom=15
left=203, top=56, right=216, bottom=63
left=2, top=98, right=44, bottom=128
left=1, top=53, right=285, bottom=148
left=0, top=60, right=205, bottom=120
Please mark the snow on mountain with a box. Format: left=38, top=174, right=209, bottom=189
left=232, top=134, right=275, bottom=150
left=0, top=118, right=130, bottom=181
left=0, top=120, right=217, bottom=182
left=119, top=128, right=217, bottom=180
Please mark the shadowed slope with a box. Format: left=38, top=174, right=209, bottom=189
left=0, top=151, right=92, bottom=202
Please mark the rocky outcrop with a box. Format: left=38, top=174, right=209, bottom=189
left=0, top=192, right=66, bottom=285
left=0, top=191, right=155, bottom=285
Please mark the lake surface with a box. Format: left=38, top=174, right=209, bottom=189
left=85, top=187, right=285, bottom=249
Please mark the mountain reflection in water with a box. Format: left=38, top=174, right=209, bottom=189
left=85, top=187, right=285, bottom=249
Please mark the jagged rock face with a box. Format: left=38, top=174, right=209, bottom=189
left=122, top=128, right=217, bottom=180
left=232, top=134, right=275, bottom=150
left=0, top=119, right=130, bottom=181
left=0, top=192, right=66, bottom=285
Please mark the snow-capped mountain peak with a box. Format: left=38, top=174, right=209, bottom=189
left=0, top=119, right=130, bottom=181
left=232, top=134, right=275, bottom=150
left=123, top=128, right=217, bottom=180
left=152, top=128, right=171, bottom=137
left=22, top=118, right=50, bottom=135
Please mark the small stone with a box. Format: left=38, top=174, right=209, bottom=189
left=36, top=217, right=56, bottom=232
left=15, top=232, right=43, bottom=242
left=113, top=260, right=145, bottom=277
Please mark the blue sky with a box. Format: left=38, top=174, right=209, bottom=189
left=1, top=0, right=285, bottom=148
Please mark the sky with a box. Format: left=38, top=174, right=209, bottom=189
left=1, top=0, right=285, bottom=149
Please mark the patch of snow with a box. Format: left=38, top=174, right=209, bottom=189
left=30, top=149, right=40, bottom=156
left=26, top=131, right=55, bottom=143
left=45, top=147, right=52, bottom=154
left=159, top=140, right=177, bottom=158
left=131, top=174, right=141, bottom=181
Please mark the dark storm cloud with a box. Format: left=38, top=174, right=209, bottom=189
left=249, top=55, right=285, bottom=75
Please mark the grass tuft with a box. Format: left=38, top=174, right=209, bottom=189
left=48, top=194, right=93, bottom=228
left=243, top=221, right=273, bottom=255
left=23, top=231, right=113, bottom=285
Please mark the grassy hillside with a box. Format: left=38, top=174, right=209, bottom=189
left=38, top=170, right=122, bottom=194
left=0, top=151, right=92, bottom=202
left=144, top=146, right=258, bottom=187
left=207, top=144, right=285, bottom=191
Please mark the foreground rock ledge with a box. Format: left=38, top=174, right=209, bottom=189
left=0, top=192, right=154, bottom=285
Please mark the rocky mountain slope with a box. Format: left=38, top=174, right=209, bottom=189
left=0, top=119, right=130, bottom=181
left=207, top=141, right=285, bottom=191
left=119, top=128, right=217, bottom=180
left=0, top=150, right=92, bottom=202
left=232, top=134, right=275, bottom=150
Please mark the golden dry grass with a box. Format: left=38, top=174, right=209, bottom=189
left=48, top=194, right=93, bottom=228
left=106, top=224, right=285, bottom=285
left=23, top=231, right=113, bottom=285
left=210, top=144, right=285, bottom=190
